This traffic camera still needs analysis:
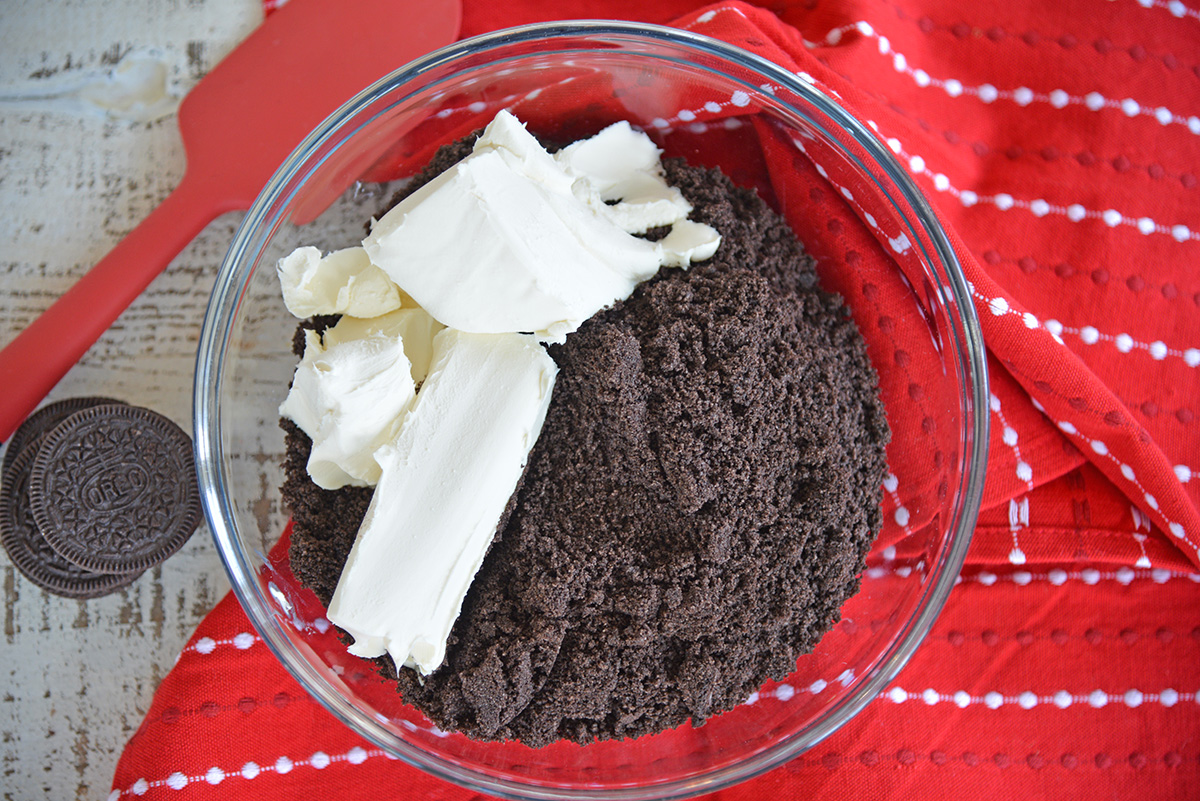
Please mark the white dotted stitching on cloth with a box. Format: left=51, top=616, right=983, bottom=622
left=746, top=671, right=859, bottom=707
left=109, top=747, right=401, bottom=798
left=180, top=633, right=261, bottom=656
left=794, top=133, right=926, bottom=538
left=964, top=278, right=1199, bottom=368
left=849, top=125, right=1195, bottom=563
left=881, top=472, right=914, bottom=535
left=1050, top=420, right=1199, bottom=557
left=850, top=20, right=1200, bottom=135
left=1065, top=320, right=1200, bottom=367
left=1131, top=506, right=1154, bottom=568
left=990, top=393, right=1035, bottom=494
left=953, top=257, right=1198, bottom=547
left=950, top=565, right=1195, bottom=585
left=107, top=675, right=1200, bottom=798
left=1007, top=496, right=1030, bottom=565
left=822, top=21, right=864, bottom=47
left=1117, top=0, right=1199, bottom=22
left=792, top=134, right=915, bottom=258
left=883, top=131, right=1200, bottom=243
left=681, top=5, right=749, bottom=31
left=865, top=566, right=1200, bottom=586
left=647, top=92, right=756, bottom=133
left=882, top=685, right=1198, bottom=709
left=864, top=560, right=926, bottom=581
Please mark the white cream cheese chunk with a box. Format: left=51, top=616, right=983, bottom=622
left=322, top=306, right=443, bottom=387
left=277, top=245, right=405, bottom=319
left=279, top=307, right=442, bottom=489
left=363, top=110, right=720, bottom=343
left=554, top=120, right=692, bottom=234
left=327, top=329, right=558, bottom=675
left=659, top=219, right=723, bottom=267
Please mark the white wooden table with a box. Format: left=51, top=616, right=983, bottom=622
left=1, top=2, right=263, bottom=797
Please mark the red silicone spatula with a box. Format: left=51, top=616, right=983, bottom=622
left=0, top=0, right=461, bottom=443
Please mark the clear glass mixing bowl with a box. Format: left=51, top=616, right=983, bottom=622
left=195, top=21, right=987, bottom=800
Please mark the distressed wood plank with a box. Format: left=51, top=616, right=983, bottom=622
left=0, top=1, right=263, bottom=798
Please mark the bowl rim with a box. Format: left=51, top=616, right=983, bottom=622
left=194, top=19, right=988, bottom=801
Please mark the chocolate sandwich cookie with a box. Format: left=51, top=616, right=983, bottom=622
left=29, top=404, right=202, bottom=575
left=2, top=396, right=126, bottom=476
left=0, top=444, right=140, bottom=599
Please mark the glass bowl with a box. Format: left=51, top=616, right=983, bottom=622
left=195, top=21, right=987, bottom=801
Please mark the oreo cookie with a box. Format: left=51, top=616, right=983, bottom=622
left=2, top=396, right=126, bottom=476
left=29, top=404, right=201, bottom=575
left=0, top=443, right=140, bottom=599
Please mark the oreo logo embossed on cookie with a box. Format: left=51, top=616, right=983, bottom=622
left=0, top=444, right=140, bottom=599
left=1, top=396, right=126, bottom=477
left=29, top=404, right=201, bottom=575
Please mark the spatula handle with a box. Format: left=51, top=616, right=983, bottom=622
left=0, top=176, right=224, bottom=443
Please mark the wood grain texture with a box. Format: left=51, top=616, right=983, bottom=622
left=0, top=1, right=262, bottom=798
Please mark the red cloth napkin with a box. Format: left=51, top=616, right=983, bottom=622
left=111, top=0, right=1200, bottom=798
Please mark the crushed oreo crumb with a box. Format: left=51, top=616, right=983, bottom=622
left=282, top=138, right=889, bottom=748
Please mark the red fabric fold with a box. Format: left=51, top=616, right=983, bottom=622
left=111, top=0, right=1199, bottom=798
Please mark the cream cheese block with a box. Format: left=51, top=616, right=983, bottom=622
left=326, top=329, right=558, bottom=675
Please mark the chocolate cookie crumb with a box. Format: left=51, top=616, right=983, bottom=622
left=282, top=417, right=372, bottom=606
left=283, top=146, right=889, bottom=747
